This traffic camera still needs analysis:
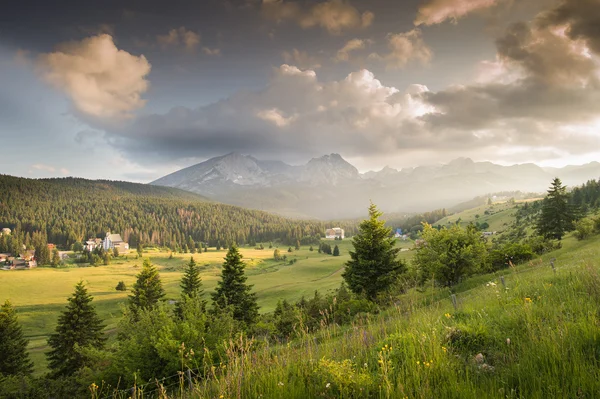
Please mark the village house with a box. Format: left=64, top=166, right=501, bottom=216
left=84, top=238, right=103, bottom=252
left=325, top=227, right=345, bottom=240
left=103, top=232, right=129, bottom=252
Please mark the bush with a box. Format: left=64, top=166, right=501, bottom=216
left=574, top=217, right=595, bottom=240
left=525, top=236, right=561, bottom=255
left=115, top=281, right=127, bottom=291
left=488, top=242, right=534, bottom=271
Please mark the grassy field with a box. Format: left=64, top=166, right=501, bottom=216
left=158, top=231, right=600, bottom=399
left=0, top=238, right=416, bottom=375
left=436, top=199, right=541, bottom=236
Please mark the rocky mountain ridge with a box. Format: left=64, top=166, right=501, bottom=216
left=151, top=154, right=600, bottom=219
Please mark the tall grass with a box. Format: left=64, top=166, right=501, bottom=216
left=98, top=237, right=600, bottom=398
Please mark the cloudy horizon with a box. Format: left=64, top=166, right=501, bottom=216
left=1, top=0, right=599, bottom=182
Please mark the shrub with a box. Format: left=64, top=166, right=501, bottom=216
left=525, top=236, right=561, bottom=255
left=574, top=217, right=595, bottom=240
left=115, top=281, right=127, bottom=291
left=311, top=357, right=374, bottom=398
left=488, top=243, right=534, bottom=271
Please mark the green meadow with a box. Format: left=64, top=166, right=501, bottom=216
left=168, top=232, right=600, bottom=399
left=0, top=239, right=415, bottom=375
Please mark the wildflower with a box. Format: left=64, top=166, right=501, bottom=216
left=326, top=383, right=331, bottom=389
left=219, top=396, right=224, bottom=399
left=416, top=361, right=420, bottom=365
left=524, top=297, right=533, bottom=303
left=506, top=338, right=511, bottom=345
left=442, top=346, right=447, bottom=353
left=486, top=281, right=497, bottom=287
left=424, top=362, right=430, bottom=367
left=278, top=382, right=284, bottom=387
left=444, top=313, right=452, bottom=319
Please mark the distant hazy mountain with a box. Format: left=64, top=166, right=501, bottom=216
left=151, top=154, right=600, bottom=219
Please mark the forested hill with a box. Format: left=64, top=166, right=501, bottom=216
left=0, top=175, right=357, bottom=251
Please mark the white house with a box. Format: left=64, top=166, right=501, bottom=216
left=103, top=232, right=129, bottom=252
left=325, top=227, right=345, bottom=239
left=84, top=238, right=102, bottom=252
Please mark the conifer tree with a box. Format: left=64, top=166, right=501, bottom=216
left=46, top=282, right=105, bottom=376
left=333, top=245, right=340, bottom=256
left=0, top=300, right=33, bottom=376
left=343, top=203, right=406, bottom=300
left=537, top=178, right=576, bottom=240
left=212, top=246, right=259, bottom=327
left=176, top=257, right=205, bottom=317
left=129, top=259, right=165, bottom=314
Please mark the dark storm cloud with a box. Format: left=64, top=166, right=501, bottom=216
left=537, top=0, right=600, bottom=54
left=418, top=0, right=600, bottom=151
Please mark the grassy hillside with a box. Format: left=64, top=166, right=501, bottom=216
left=1, top=239, right=416, bottom=375
left=155, top=232, right=600, bottom=399
left=436, top=199, right=541, bottom=235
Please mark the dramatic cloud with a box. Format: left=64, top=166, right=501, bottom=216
left=157, top=27, right=201, bottom=51
left=103, top=0, right=600, bottom=168
left=419, top=0, right=600, bottom=153
left=537, top=0, right=600, bottom=54
left=262, top=0, right=374, bottom=35
left=415, top=0, right=503, bottom=26
left=335, top=39, right=366, bottom=62
left=39, top=34, right=151, bottom=120
left=369, top=30, right=432, bottom=69
left=106, top=65, right=438, bottom=163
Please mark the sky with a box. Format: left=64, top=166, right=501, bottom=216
left=1, top=0, right=599, bottom=182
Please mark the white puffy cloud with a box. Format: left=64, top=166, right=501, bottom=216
left=369, top=29, right=432, bottom=69
left=107, top=64, right=442, bottom=164
left=157, top=27, right=201, bottom=51
left=257, top=108, right=298, bottom=126
left=262, top=0, right=373, bottom=35
left=415, top=0, right=503, bottom=26
left=39, top=34, right=151, bottom=120
left=335, top=38, right=366, bottom=62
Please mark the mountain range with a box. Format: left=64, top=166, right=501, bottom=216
left=151, top=153, right=600, bottom=219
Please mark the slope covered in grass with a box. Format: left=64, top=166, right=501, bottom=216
left=124, top=233, right=600, bottom=399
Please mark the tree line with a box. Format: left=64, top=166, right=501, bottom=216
left=0, top=175, right=358, bottom=256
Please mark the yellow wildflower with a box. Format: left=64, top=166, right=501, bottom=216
left=442, top=346, right=447, bottom=353
left=444, top=313, right=452, bottom=319
left=524, top=297, right=532, bottom=303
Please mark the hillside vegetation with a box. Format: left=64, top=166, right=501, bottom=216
left=2, top=178, right=600, bottom=398
left=0, top=175, right=358, bottom=251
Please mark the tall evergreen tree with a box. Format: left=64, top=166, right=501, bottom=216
left=333, top=245, right=340, bottom=256
left=342, top=203, right=406, bottom=300
left=176, top=257, right=205, bottom=318
left=212, top=246, right=259, bottom=327
left=129, top=259, right=165, bottom=314
left=537, top=178, right=575, bottom=240
left=0, top=300, right=33, bottom=376
left=46, top=282, right=106, bottom=376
